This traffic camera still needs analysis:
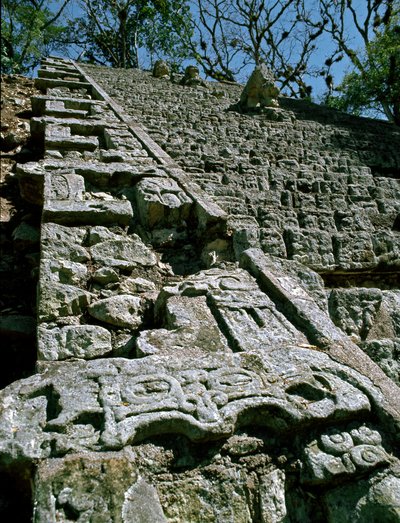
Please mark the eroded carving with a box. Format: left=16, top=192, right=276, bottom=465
left=0, top=349, right=377, bottom=461
left=152, top=267, right=307, bottom=354
left=238, top=64, right=280, bottom=111
left=301, top=423, right=392, bottom=486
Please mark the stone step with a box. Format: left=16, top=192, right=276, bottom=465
left=31, top=116, right=113, bottom=137
left=35, top=77, right=92, bottom=93
left=32, top=96, right=104, bottom=116
left=45, top=127, right=99, bottom=152
left=38, top=69, right=83, bottom=81
left=42, top=199, right=133, bottom=226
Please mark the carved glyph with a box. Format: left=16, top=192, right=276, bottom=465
left=0, top=349, right=376, bottom=461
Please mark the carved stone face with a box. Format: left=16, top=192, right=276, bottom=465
left=239, top=64, right=280, bottom=109
left=184, top=66, right=200, bottom=79
left=153, top=60, right=170, bottom=78
left=4, top=54, right=400, bottom=522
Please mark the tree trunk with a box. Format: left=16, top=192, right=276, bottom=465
left=118, top=8, right=127, bottom=68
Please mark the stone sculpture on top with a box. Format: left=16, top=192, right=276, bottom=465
left=152, top=60, right=170, bottom=80
left=237, top=63, right=280, bottom=112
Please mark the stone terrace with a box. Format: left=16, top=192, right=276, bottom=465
left=83, top=65, right=400, bottom=276
left=0, top=58, right=399, bottom=521
left=83, top=64, right=400, bottom=385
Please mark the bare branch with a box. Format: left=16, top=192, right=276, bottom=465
left=42, top=0, right=71, bottom=30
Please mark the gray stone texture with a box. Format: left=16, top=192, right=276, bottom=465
left=83, top=61, right=400, bottom=388
left=135, top=177, right=192, bottom=229
left=0, top=351, right=378, bottom=460
left=238, top=63, right=280, bottom=110
left=0, top=55, right=399, bottom=521
left=88, top=295, right=144, bottom=328
left=38, top=325, right=112, bottom=360
left=83, top=63, right=399, bottom=274
left=90, top=233, right=158, bottom=268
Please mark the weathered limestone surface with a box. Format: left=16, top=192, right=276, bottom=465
left=38, top=325, right=112, bottom=360
left=0, top=56, right=399, bottom=521
left=237, top=64, right=280, bottom=110
left=83, top=64, right=400, bottom=271
left=84, top=61, right=400, bottom=387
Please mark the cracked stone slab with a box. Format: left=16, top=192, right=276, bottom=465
left=41, top=223, right=90, bottom=262
left=240, top=248, right=400, bottom=430
left=137, top=295, right=231, bottom=357
left=38, top=282, right=92, bottom=322
left=323, top=467, right=400, bottom=522
left=135, top=177, right=193, bottom=229
left=156, top=267, right=307, bottom=352
left=40, top=259, right=88, bottom=287
left=0, top=349, right=378, bottom=462
left=42, top=124, right=100, bottom=151
left=44, top=172, right=85, bottom=200
left=43, top=199, right=133, bottom=226
left=259, top=470, right=287, bottom=523
left=88, top=295, right=144, bottom=329
left=90, top=233, right=157, bottom=268
left=122, top=478, right=167, bottom=523
left=38, top=325, right=112, bottom=360
left=167, top=167, right=228, bottom=235
left=16, top=162, right=46, bottom=205
left=32, top=450, right=167, bottom=523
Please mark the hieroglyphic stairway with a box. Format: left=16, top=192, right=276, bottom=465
left=0, top=57, right=399, bottom=522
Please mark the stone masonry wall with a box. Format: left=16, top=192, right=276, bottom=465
left=0, top=58, right=399, bottom=522
left=83, top=64, right=400, bottom=385
left=83, top=65, right=400, bottom=274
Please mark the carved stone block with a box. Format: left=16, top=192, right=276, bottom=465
left=135, top=177, right=192, bottom=229
left=43, top=199, right=133, bottom=226
left=0, top=351, right=373, bottom=461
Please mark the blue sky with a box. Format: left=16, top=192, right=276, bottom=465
left=49, top=0, right=367, bottom=102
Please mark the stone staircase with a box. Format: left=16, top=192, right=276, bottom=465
left=0, top=57, right=399, bottom=522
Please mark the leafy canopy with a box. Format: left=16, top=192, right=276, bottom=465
left=69, top=0, right=192, bottom=69
left=1, top=0, right=70, bottom=75
left=328, top=19, right=400, bottom=124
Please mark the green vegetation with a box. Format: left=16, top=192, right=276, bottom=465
left=1, top=0, right=70, bottom=74
left=67, top=0, right=192, bottom=69
left=326, top=16, right=400, bottom=124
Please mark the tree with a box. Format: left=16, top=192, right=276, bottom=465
left=68, top=0, right=192, bottom=70
left=313, top=0, right=400, bottom=123
left=327, top=23, right=400, bottom=124
left=185, top=0, right=326, bottom=97
left=1, top=0, right=70, bottom=75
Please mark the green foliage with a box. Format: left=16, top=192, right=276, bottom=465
left=1, top=0, right=69, bottom=75
left=69, top=0, right=192, bottom=70
left=142, top=1, right=192, bottom=68
left=325, top=7, right=400, bottom=124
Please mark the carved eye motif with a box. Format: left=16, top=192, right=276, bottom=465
left=350, top=425, right=382, bottom=446
left=219, top=277, right=248, bottom=290
left=135, top=380, right=171, bottom=396
left=349, top=445, right=389, bottom=469
left=123, top=376, right=175, bottom=403
left=209, top=369, right=259, bottom=394
left=320, top=431, right=354, bottom=455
